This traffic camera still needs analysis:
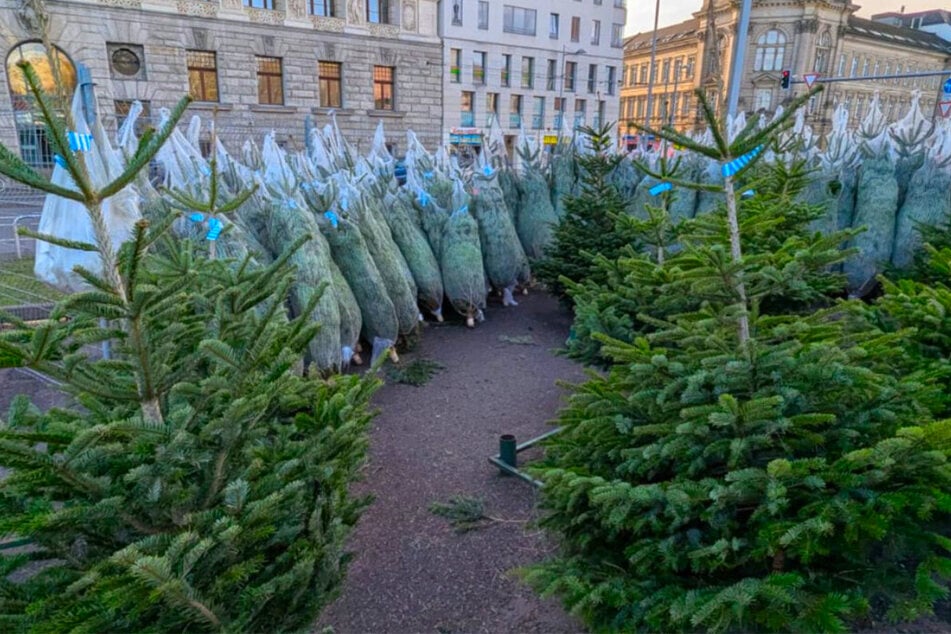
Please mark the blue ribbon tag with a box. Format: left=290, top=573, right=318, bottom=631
left=458, top=205, right=469, bottom=214
left=423, top=171, right=434, bottom=180
left=324, top=211, right=339, bottom=228
left=199, top=164, right=211, bottom=176
left=67, top=131, right=93, bottom=152
left=649, top=182, right=673, bottom=196
left=482, top=165, right=494, bottom=177
left=53, top=154, right=68, bottom=168
left=741, top=189, right=755, bottom=198
left=301, top=182, right=312, bottom=191
left=206, top=217, right=222, bottom=241
left=721, top=145, right=764, bottom=178
left=418, top=191, right=430, bottom=207
left=286, top=198, right=298, bottom=210
left=189, top=212, right=205, bottom=223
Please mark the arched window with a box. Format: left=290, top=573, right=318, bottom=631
left=753, top=29, right=786, bottom=72
left=6, top=41, right=76, bottom=168
left=814, top=30, right=831, bottom=74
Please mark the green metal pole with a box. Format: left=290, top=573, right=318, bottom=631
left=499, top=434, right=517, bottom=472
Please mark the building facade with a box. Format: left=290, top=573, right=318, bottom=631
left=1, top=0, right=443, bottom=169
left=619, top=0, right=951, bottom=145
left=438, top=0, right=627, bottom=158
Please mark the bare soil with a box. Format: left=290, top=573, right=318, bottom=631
left=317, top=292, right=586, bottom=634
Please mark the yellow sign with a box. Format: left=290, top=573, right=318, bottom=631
left=543, top=135, right=558, bottom=145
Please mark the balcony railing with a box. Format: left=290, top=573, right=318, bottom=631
left=461, top=111, right=475, bottom=127
left=509, top=113, right=522, bottom=128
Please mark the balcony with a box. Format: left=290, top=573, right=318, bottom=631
left=461, top=111, right=475, bottom=126
left=509, top=113, right=522, bottom=128
left=531, top=114, right=544, bottom=129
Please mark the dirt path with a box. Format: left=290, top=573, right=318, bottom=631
left=318, top=293, right=586, bottom=634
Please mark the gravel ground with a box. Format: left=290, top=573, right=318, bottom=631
left=317, top=292, right=586, bottom=634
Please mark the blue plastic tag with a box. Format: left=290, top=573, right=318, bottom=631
left=67, top=131, right=92, bottom=152
left=741, top=189, right=755, bottom=198
left=206, top=217, right=222, bottom=241
left=649, top=182, right=673, bottom=196
left=722, top=145, right=763, bottom=178
left=324, top=211, right=339, bottom=228
left=189, top=212, right=205, bottom=223
left=418, top=191, right=430, bottom=206
left=53, top=154, right=67, bottom=168
left=483, top=165, right=494, bottom=177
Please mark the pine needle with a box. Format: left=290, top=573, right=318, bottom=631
left=429, top=496, right=488, bottom=533
left=385, top=358, right=443, bottom=386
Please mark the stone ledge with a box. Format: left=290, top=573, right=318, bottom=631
left=366, top=109, right=406, bottom=118
left=248, top=104, right=299, bottom=113
left=188, top=102, right=235, bottom=111
left=312, top=107, right=355, bottom=116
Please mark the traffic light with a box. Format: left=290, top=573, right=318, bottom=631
left=781, top=70, right=791, bottom=89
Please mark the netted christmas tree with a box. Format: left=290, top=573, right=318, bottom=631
left=0, top=59, right=378, bottom=632
left=526, top=88, right=951, bottom=632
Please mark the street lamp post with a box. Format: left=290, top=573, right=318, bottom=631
left=557, top=45, right=586, bottom=142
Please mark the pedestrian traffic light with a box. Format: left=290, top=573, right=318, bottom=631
left=781, top=70, right=791, bottom=89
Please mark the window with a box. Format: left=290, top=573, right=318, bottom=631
left=837, top=53, right=846, bottom=76
left=547, top=59, right=556, bottom=90
left=510, top=93, right=522, bottom=127
left=554, top=96, right=565, bottom=126
left=636, top=96, right=645, bottom=118
left=308, top=0, right=335, bottom=16
left=661, top=59, right=670, bottom=82
left=503, top=5, right=536, bottom=36
left=187, top=50, right=218, bottom=102
left=639, top=63, right=648, bottom=83
left=115, top=99, right=151, bottom=135
left=244, top=0, right=273, bottom=8
left=587, top=64, right=597, bottom=93
left=461, top=90, right=474, bottom=125
left=318, top=61, right=342, bottom=108
left=673, top=58, right=683, bottom=81
left=611, top=23, right=623, bottom=47
left=367, top=0, right=389, bottom=24
left=574, top=99, right=585, bottom=128
left=6, top=42, right=76, bottom=168
left=550, top=13, right=560, bottom=39
left=450, top=48, right=461, bottom=83
left=108, top=43, right=146, bottom=80
left=753, top=29, right=786, bottom=72
left=256, top=56, right=283, bottom=105
left=753, top=88, right=771, bottom=111
left=591, top=20, right=601, bottom=46
left=373, top=65, right=394, bottom=110
left=681, top=91, right=691, bottom=117
left=565, top=61, right=577, bottom=92
left=531, top=95, right=544, bottom=129
left=521, top=56, right=534, bottom=89
left=570, top=16, right=580, bottom=42
left=473, top=51, right=486, bottom=84
left=595, top=100, right=605, bottom=127
left=850, top=56, right=858, bottom=77
left=686, top=57, right=695, bottom=78
left=862, top=57, right=869, bottom=77
left=452, top=0, right=463, bottom=25
left=606, top=66, right=616, bottom=96
left=501, top=54, right=511, bottom=87
left=486, top=92, right=499, bottom=124
left=814, top=30, right=831, bottom=74
left=478, top=1, right=489, bottom=29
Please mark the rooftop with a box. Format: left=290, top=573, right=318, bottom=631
left=624, top=18, right=699, bottom=52
left=847, top=16, right=951, bottom=54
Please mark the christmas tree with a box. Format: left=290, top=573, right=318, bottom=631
left=0, top=58, right=378, bottom=631
left=526, top=89, right=951, bottom=632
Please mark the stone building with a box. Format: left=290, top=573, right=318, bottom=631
left=619, top=0, right=951, bottom=145
left=438, top=0, right=627, bottom=158
left=1, top=0, right=442, bottom=169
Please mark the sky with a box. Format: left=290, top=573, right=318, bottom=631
left=625, top=0, right=942, bottom=35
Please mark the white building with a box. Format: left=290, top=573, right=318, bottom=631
left=438, top=0, right=627, bottom=158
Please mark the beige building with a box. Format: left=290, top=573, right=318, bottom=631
left=619, top=0, right=951, bottom=147
left=1, top=0, right=443, bottom=169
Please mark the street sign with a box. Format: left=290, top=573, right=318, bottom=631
left=939, top=101, right=951, bottom=118
left=803, top=73, right=819, bottom=88
left=943, top=77, right=951, bottom=95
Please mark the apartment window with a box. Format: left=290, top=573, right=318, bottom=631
left=461, top=90, right=474, bottom=125
left=565, top=61, right=577, bottom=92
left=318, top=61, right=342, bottom=108
left=661, top=59, right=670, bottom=82
left=367, top=0, right=389, bottom=24
left=521, top=56, right=534, bottom=89
left=478, top=1, right=489, bottom=29
left=574, top=98, right=586, bottom=127
left=611, top=23, right=623, bottom=48
left=753, top=29, right=786, bottom=72
left=186, top=50, right=218, bottom=102
left=503, top=5, right=537, bottom=36
left=532, top=95, right=544, bottom=129
left=753, top=88, right=771, bottom=111
left=595, top=100, right=605, bottom=126
left=837, top=53, right=846, bottom=76
left=674, top=58, right=683, bottom=81
left=814, top=30, right=831, bottom=74
left=862, top=57, right=869, bottom=76
left=115, top=99, right=151, bottom=135
left=606, top=66, right=616, bottom=96
left=554, top=96, right=565, bottom=126
left=587, top=64, right=597, bottom=93
left=639, top=63, right=648, bottom=83
left=502, top=54, right=511, bottom=87
left=450, top=48, right=461, bottom=83
left=681, top=91, right=691, bottom=117
left=635, top=96, right=644, bottom=118
left=850, top=56, right=858, bottom=77
left=473, top=51, right=486, bottom=84
left=487, top=92, right=499, bottom=124
left=547, top=59, right=557, bottom=90
left=244, top=0, right=273, bottom=9
left=308, top=0, right=335, bottom=16
left=510, top=93, right=522, bottom=127
left=451, top=0, right=463, bottom=25
left=373, top=65, right=394, bottom=110
left=255, top=56, right=284, bottom=105
left=570, top=16, right=580, bottom=42
left=591, top=20, right=601, bottom=46
left=550, top=13, right=560, bottom=39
